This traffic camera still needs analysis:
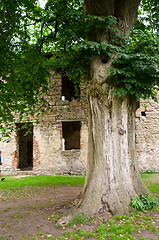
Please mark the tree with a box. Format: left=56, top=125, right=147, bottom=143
left=51, top=0, right=158, bottom=215
left=74, top=0, right=144, bottom=215
left=0, top=0, right=49, bottom=140
left=76, top=0, right=158, bottom=215
left=0, top=0, right=158, bottom=215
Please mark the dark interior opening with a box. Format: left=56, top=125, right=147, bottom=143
left=101, top=59, right=107, bottom=64
left=141, top=111, right=146, bottom=117
left=16, top=123, right=33, bottom=170
left=62, top=121, right=81, bottom=150
left=61, top=73, right=80, bottom=101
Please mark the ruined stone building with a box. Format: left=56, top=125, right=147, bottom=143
left=136, top=96, right=159, bottom=172
left=1, top=71, right=88, bottom=175
left=0, top=71, right=159, bottom=175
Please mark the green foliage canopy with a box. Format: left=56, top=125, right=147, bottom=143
left=0, top=0, right=159, bottom=139
left=45, top=0, right=159, bottom=101
left=0, top=0, right=49, bottom=139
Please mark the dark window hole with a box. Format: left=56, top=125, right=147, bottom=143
left=61, top=73, right=80, bottom=101
left=141, top=111, right=146, bottom=117
left=102, top=59, right=107, bottom=64
left=62, top=121, right=80, bottom=150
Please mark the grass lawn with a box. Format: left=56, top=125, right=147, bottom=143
left=0, top=173, right=158, bottom=240
left=1, top=173, right=157, bottom=190
left=0, top=175, right=85, bottom=190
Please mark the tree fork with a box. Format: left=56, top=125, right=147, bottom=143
left=84, top=0, right=141, bottom=35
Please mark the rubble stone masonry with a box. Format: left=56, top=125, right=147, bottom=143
left=0, top=71, right=159, bottom=175
left=1, top=71, right=88, bottom=175
left=136, top=95, right=159, bottom=172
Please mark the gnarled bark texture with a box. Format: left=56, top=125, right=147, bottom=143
left=76, top=0, right=149, bottom=215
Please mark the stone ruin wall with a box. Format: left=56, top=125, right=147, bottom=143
left=33, top=71, right=88, bottom=175
left=136, top=95, right=159, bottom=172
left=0, top=70, right=159, bottom=175
left=1, top=71, right=88, bottom=175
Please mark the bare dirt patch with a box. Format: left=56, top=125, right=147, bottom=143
left=0, top=185, right=82, bottom=239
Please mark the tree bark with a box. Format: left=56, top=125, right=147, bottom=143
left=78, top=90, right=148, bottom=215
left=84, top=0, right=141, bottom=35
left=76, top=0, right=149, bottom=215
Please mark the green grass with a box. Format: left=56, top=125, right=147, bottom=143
left=67, top=213, right=88, bottom=226
left=0, top=173, right=158, bottom=199
left=1, top=173, right=158, bottom=196
left=0, top=175, right=85, bottom=190
left=0, top=173, right=158, bottom=202
left=29, top=212, right=158, bottom=240
left=141, top=173, right=159, bottom=198
left=56, top=212, right=158, bottom=240
left=148, top=182, right=159, bottom=196
left=140, top=172, right=156, bottom=180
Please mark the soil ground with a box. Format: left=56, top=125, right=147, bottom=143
left=0, top=183, right=82, bottom=240
left=0, top=175, right=158, bottom=240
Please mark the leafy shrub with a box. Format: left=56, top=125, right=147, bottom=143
left=130, top=194, right=158, bottom=212
left=140, top=194, right=158, bottom=210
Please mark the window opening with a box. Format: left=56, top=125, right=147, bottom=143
left=141, top=111, right=146, bottom=117
left=16, top=123, right=33, bottom=170
left=61, top=73, right=80, bottom=101
left=62, top=121, right=81, bottom=150
left=101, top=59, right=107, bottom=64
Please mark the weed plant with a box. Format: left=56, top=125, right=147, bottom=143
left=130, top=194, right=158, bottom=212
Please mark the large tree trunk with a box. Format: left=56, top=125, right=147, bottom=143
left=78, top=87, right=148, bottom=215
left=76, top=0, right=149, bottom=216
